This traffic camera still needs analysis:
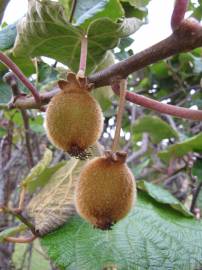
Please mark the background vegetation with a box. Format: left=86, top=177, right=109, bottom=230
left=1, top=0, right=202, bottom=269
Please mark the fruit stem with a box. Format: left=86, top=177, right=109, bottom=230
left=112, top=79, right=127, bottom=152
left=77, top=35, right=88, bottom=78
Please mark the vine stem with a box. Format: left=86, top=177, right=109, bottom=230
left=0, top=52, right=40, bottom=103
left=112, top=79, right=127, bottom=152
left=171, top=0, right=189, bottom=31
left=5, top=235, right=37, bottom=244
left=111, top=85, right=202, bottom=121
left=77, top=35, right=88, bottom=78
left=1, top=206, right=37, bottom=236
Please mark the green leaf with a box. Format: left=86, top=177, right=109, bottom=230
left=73, top=0, right=124, bottom=28
left=0, top=224, right=27, bottom=242
left=0, top=23, right=17, bottom=51
left=121, top=0, right=150, bottom=8
left=150, top=61, right=169, bottom=79
left=158, top=133, right=202, bottom=162
left=121, top=0, right=149, bottom=19
left=22, top=148, right=53, bottom=190
left=133, top=115, right=179, bottom=143
left=27, top=161, right=66, bottom=193
left=30, top=115, right=45, bottom=134
left=41, top=190, right=202, bottom=270
left=13, top=1, right=141, bottom=73
left=0, top=80, right=12, bottom=104
left=192, top=158, right=202, bottom=182
left=37, top=61, right=58, bottom=86
left=137, top=180, right=193, bottom=217
left=132, top=158, right=150, bottom=177
left=0, top=51, right=35, bottom=77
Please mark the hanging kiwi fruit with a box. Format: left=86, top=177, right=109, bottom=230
left=45, top=73, right=103, bottom=159
left=75, top=151, right=135, bottom=230
left=75, top=80, right=136, bottom=230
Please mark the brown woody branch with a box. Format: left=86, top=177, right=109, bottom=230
left=2, top=19, right=202, bottom=121
left=88, top=19, right=202, bottom=87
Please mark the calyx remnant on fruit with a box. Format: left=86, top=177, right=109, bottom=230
left=75, top=150, right=136, bottom=230
left=57, top=72, right=94, bottom=94
left=45, top=72, right=103, bottom=159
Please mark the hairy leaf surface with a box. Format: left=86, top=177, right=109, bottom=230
left=41, top=190, right=202, bottom=270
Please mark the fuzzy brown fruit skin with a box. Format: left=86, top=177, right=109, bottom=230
left=75, top=156, right=136, bottom=230
left=45, top=73, right=103, bottom=158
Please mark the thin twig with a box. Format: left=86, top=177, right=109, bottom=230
left=112, top=79, right=127, bottom=152
left=5, top=235, right=37, bottom=243
left=69, top=0, right=77, bottom=23
left=27, top=243, right=33, bottom=270
left=4, top=73, right=34, bottom=167
left=1, top=206, right=37, bottom=236
left=127, top=133, right=149, bottom=163
left=21, top=110, right=34, bottom=168
left=112, top=85, right=202, bottom=121
left=190, top=182, right=202, bottom=213
left=0, top=52, right=40, bottom=103
left=17, top=186, right=26, bottom=212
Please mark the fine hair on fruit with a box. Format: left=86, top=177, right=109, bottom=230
left=75, top=152, right=136, bottom=230
left=45, top=72, right=103, bottom=159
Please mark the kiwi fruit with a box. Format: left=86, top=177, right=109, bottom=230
left=75, top=152, right=136, bottom=230
left=45, top=73, right=103, bottom=159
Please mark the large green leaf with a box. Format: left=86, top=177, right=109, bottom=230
left=41, top=190, right=202, bottom=270
left=137, top=180, right=193, bottom=217
left=133, top=115, right=179, bottom=143
left=13, top=1, right=141, bottom=73
left=73, top=0, right=124, bottom=27
left=158, top=133, right=202, bottom=162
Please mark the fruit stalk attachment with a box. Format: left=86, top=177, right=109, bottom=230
left=77, top=35, right=88, bottom=79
